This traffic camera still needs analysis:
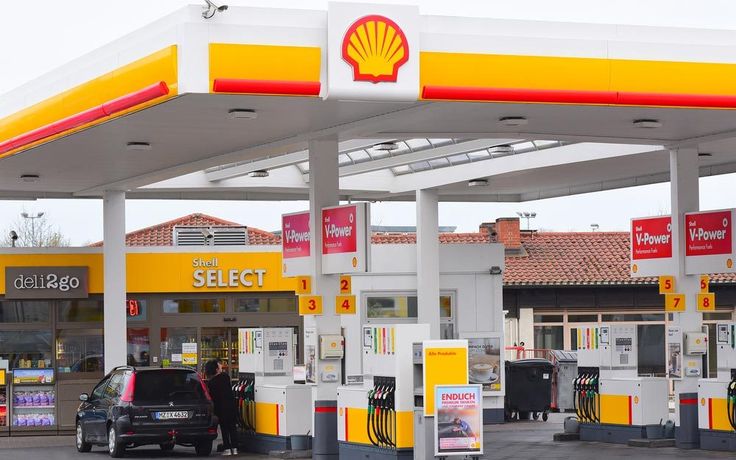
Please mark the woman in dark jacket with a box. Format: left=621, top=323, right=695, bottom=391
left=205, top=359, right=239, bottom=456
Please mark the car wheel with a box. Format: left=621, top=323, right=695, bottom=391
left=195, top=440, right=213, bottom=457
left=160, top=441, right=175, bottom=451
left=76, top=421, right=92, bottom=453
left=108, top=425, right=125, bottom=458
left=542, top=411, right=549, bottom=422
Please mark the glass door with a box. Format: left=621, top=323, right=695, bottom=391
left=160, top=327, right=197, bottom=369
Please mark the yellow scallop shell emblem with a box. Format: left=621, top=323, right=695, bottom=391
left=342, top=15, right=409, bottom=83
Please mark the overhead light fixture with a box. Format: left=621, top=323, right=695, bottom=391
left=20, top=174, right=40, bottom=183
left=489, top=266, right=503, bottom=275
left=488, top=145, right=514, bottom=155
left=698, top=152, right=713, bottom=157
left=633, top=119, right=662, bottom=129
left=228, top=109, right=257, bottom=120
left=248, top=170, right=269, bottom=178
left=498, top=116, right=528, bottom=127
left=468, top=178, right=489, bottom=187
left=126, top=142, right=151, bottom=151
left=202, top=0, right=228, bottom=19
left=373, top=142, right=399, bottom=151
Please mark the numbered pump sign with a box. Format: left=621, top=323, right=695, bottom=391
left=434, top=385, right=483, bottom=457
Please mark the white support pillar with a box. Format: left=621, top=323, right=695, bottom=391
left=307, top=138, right=341, bottom=460
left=670, top=148, right=701, bottom=393
left=103, top=190, right=127, bottom=374
left=416, top=189, right=440, bottom=339
left=669, top=148, right=702, bottom=449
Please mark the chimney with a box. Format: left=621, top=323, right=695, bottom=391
left=495, top=217, right=521, bottom=249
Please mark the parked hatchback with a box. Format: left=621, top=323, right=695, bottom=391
left=76, top=366, right=217, bottom=457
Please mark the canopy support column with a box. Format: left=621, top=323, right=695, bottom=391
left=308, top=138, right=341, bottom=460
left=669, top=147, right=702, bottom=448
left=103, top=190, right=127, bottom=374
left=417, top=188, right=441, bottom=339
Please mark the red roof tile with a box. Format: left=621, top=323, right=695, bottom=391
left=90, top=213, right=280, bottom=247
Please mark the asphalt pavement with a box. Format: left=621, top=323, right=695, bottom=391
left=4, top=413, right=736, bottom=459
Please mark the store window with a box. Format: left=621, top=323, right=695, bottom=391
left=534, top=325, right=563, bottom=350
left=0, top=330, right=52, bottom=369
left=602, top=313, right=664, bottom=322
left=127, top=328, right=150, bottom=366
left=568, top=314, right=598, bottom=323
left=0, top=301, right=50, bottom=323
left=160, top=327, right=197, bottom=367
left=58, top=300, right=103, bottom=322
left=56, top=330, right=104, bottom=374
left=638, top=324, right=665, bottom=376
left=163, top=298, right=224, bottom=314
left=235, top=296, right=297, bottom=313
left=365, top=294, right=453, bottom=319
left=533, top=314, right=563, bottom=323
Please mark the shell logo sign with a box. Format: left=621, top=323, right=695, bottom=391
left=341, top=15, right=409, bottom=84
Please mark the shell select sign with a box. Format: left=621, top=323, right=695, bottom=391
left=342, top=15, right=409, bottom=83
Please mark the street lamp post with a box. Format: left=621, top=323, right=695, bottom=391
left=516, top=211, right=537, bottom=230
left=21, top=212, right=44, bottom=247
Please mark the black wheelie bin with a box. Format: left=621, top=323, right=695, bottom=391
left=504, top=358, right=554, bottom=421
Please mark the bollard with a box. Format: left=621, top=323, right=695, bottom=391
left=313, top=400, right=338, bottom=460
left=675, top=392, right=699, bottom=449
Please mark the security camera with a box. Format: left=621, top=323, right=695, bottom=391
left=202, top=0, right=228, bottom=19
left=201, top=228, right=215, bottom=239
left=9, top=231, right=18, bottom=241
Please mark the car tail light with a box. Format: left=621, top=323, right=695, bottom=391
left=208, top=427, right=217, bottom=434
left=120, top=372, right=137, bottom=402
left=199, top=376, right=212, bottom=401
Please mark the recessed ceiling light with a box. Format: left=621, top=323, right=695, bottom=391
left=20, top=174, right=40, bottom=183
left=248, top=170, right=269, bottom=178
left=698, top=152, right=713, bottom=157
left=228, top=109, right=258, bottom=120
left=126, top=142, right=151, bottom=151
left=468, top=178, right=489, bottom=187
left=373, top=142, right=399, bottom=151
left=488, top=145, right=514, bottom=155
left=498, top=117, right=528, bottom=127
left=633, top=119, right=662, bottom=129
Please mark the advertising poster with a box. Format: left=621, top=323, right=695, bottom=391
left=468, top=337, right=501, bottom=392
left=182, top=343, right=197, bottom=366
left=434, top=385, right=483, bottom=456
left=12, top=368, right=54, bottom=385
left=305, top=328, right=317, bottom=384
left=667, top=327, right=683, bottom=380
left=423, top=340, right=469, bottom=416
left=684, top=209, right=736, bottom=275
left=321, top=203, right=370, bottom=274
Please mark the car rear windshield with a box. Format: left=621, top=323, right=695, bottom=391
left=133, top=370, right=205, bottom=402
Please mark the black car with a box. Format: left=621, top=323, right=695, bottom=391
left=76, top=365, right=218, bottom=457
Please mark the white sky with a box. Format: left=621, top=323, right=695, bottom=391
left=2, top=0, right=736, bottom=245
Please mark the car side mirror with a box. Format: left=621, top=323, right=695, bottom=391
left=79, top=393, right=89, bottom=402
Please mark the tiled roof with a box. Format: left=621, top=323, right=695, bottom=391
left=90, top=213, right=281, bottom=247
left=370, top=232, right=490, bottom=244
left=505, top=232, right=649, bottom=286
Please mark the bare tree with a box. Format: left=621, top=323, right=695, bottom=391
left=1, top=213, right=70, bottom=247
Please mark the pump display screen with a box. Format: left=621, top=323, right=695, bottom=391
left=268, top=341, right=288, bottom=356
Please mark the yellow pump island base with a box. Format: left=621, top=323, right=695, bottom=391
left=699, top=323, right=736, bottom=451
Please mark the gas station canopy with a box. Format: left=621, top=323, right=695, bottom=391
left=2, top=4, right=736, bottom=201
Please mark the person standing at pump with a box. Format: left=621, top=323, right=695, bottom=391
left=205, top=359, right=239, bottom=456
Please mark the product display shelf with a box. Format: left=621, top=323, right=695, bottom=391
left=10, top=369, right=57, bottom=436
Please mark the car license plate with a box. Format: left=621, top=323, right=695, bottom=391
left=154, top=411, right=188, bottom=420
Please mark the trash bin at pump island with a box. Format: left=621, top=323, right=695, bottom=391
left=504, top=359, right=554, bottom=422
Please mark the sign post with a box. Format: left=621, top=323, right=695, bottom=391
left=434, top=384, right=483, bottom=457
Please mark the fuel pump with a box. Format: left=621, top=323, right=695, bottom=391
left=698, top=322, right=736, bottom=451
left=237, top=328, right=311, bottom=454
left=337, top=324, right=429, bottom=459
left=576, top=325, right=669, bottom=443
